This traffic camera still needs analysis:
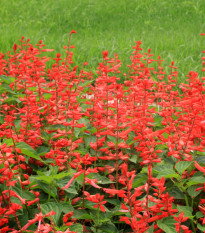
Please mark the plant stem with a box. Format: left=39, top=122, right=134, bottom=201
left=184, top=193, right=196, bottom=233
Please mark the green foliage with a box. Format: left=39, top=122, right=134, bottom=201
left=157, top=216, right=178, bottom=233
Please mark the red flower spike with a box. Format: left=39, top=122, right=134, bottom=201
left=195, top=161, right=205, bottom=173
left=70, top=29, right=77, bottom=35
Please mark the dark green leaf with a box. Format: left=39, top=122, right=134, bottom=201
left=14, top=119, right=21, bottom=131
left=196, top=155, right=205, bottom=164
left=175, top=161, right=193, bottom=174
left=36, top=181, right=57, bottom=198
left=107, top=135, right=117, bottom=143
left=0, top=75, right=15, bottom=84
left=18, top=209, right=29, bottom=228
left=177, top=205, right=193, bottom=218
left=100, top=222, right=119, bottom=233
left=157, top=169, right=179, bottom=179
left=69, top=223, right=84, bottom=233
left=132, top=173, right=147, bottom=188
left=187, top=185, right=202, bottom=198
left=89, top=173, right=114, bottom=184
left=84, top=135, right=96, bottom=148
left=147, top=223, right=154, bottom=233
left=41, top=202, right=63, bottom=226
left=41, top=131, right=51, bottom=141
left=62, top=203, right=74, bottom=213
left=36, top=146, right=50, bottom=156
left=4, top=96, right=21, bottom=104
left=12, top=182, right=35, bottom=200
left=74, top=127, right=82, bottom=137
left=16, top=142, right=44, bottom=162
left=196, top=211, right=204, bottom=219
left=73, top=209, right=93, bottom=220
left=187, top=176, right=205, bottom=186
left=168, top=187, right=184, bottom=199
left=157, top=216, right=177, bottom=233
left=0, top=83, right=16, bottom=94
left=197, top=223, right=205, bottom=232
left=0, top=115, right=4, bottom=124
left=128, top=154, right=138, bottom=163
left=56, top=176, right=79, bottom=195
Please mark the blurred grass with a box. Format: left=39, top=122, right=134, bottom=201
left=0, top=0, right=205, bottom=80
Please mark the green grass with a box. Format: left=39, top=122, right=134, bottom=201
left=1, top=0, right=205, bottom=79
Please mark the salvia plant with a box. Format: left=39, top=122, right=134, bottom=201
left=1, top=31, right=205, bottom=232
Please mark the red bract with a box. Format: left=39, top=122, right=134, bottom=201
left=84, top=192, right=107, bottom=212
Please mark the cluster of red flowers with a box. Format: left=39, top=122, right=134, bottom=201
left=0, top=31, right=205, bottom=232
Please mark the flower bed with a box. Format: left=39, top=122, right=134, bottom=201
left=0, top=32, right=205, bottom=232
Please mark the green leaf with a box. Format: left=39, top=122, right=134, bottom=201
left=14, top=119, right=21, bottom=131
left=196, top=155, right=205, bottom=164
left=55, top=225, right=70, bottom=232
left=197, top=223, right=205, bottom=232
left=31, top=175, right=53, bottom=184
left=84, top=135, right=96, bottom=148
left=100, top=222, right=119, bottom=233
left=90, top=209, right=112, bottom=221
left=18, top=209, right=29, bottom=228
left=78, top=117, right=90, bottom=126
left=154, top=115, right=163, bottom=126
left=4, top=96, right=21, bottom=104
left=11, top=182, right=35, bottom=200
left=43, top=93, right=51, bottom=100
left=107, top=135, right=117, bottom=143
left=157, top=216, right=177, bottom=233
left=56, top=176, right=78, bottom=195
left=0, top=115, right=4, bottom=124
left=187, top=176, right=205, bottom=186
left=187, top=185, right=202, bottom=198
left=76, top=147, right=88, bottom=156
left=175, top=161, right=193, bottom=174
left=106, top=199, right=121, bottom=206
left=89, top=173, right=114, bottom=184
left=73, top=209, right=93, bottom=220
left=64, top=187, right=78, bottom=196
left=162, top=132, right=169, bottom=139
left=168, top=187, right=184, bottom=199
left=90, top=126, right=97, bottom=134
left=157, top=169, right=179, bottom=179
left=41, top=131, right=51, bottom=141
left=196, top=211, right=204, bottom=219
left=33, top=171, right=70, bottom=184
left=163, top=157, right=176, bottom=166
left=61, top=203, right=74, bottom=213
left=177, top=205, right=193, bottom=218
left=36, top=146, right=50, bottom=156
left=147, top=223, right=154, bottom=233
left=53, top=172, right=70, bottom=180
left=132, top=173, right=147, bottom=188
left=74, top=127, right=82, bottom=138
left=153, top=164, right=173, bottom=172
left=0, top=75, right=15, bottom=84
left=2, top=138, right=13, bottom=146
left=128, top=154, right=138, bottom=163
left=35, top=181, right=57, bottom=198
left=69, top=223, right=84, bottom=233
left=16, top=142, right=44, bottom=162
left=41, top=202, right=63, bottom=226
left=0, top=83, right=16, bottom=94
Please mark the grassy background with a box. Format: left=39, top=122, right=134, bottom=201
left=1, top=0, right=205, bottom=80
